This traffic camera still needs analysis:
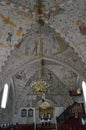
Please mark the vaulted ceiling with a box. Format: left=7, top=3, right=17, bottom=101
left=0, top=0, right=86, bottom=113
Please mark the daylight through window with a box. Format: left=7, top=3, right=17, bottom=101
left=1, top=83, right=9, bottom=109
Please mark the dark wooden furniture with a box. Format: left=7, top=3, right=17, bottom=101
left=56, top=102, right=85, bottom=130
left=0, top=123, right=34, bottom=130
left=36, top=123, right=56, bottom=130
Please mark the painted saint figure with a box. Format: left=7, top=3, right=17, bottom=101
left=33, top=40, right=38, bottom=55
left=76, top=20, right=86, bottom=35
left=6, top=32, right=13, bottom=46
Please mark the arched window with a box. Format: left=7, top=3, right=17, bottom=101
left=82, top=81, right=86, bottom=104
left=28, top=109, right=33, bottom=117
left=21, top=109, right=27, bottom=117
left=1, top=83, right=9, bottom=109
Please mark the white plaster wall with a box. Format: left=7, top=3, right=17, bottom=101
left=12, top=107, right=35, bottom=124
left=55, top=107, right=64, bottom=117
left=12, top=107, right=64, bottom=124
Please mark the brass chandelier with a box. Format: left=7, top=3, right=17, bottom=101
left=31, top=76, right=49, bottom=93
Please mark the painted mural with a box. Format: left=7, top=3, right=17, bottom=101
left=0, top=0, right=86, bottom=114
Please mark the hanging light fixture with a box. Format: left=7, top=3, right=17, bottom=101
left=31, top=1, right=49, bottom=92
left=31, top=20, right=49, bottom=92
left=31, top=76, right=49, bottom=93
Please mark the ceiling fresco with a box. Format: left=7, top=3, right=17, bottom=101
left=0, top=0, right=86, bottom=113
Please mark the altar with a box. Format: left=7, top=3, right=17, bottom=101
left=38, top=99, right=53, bottom=120
left=37, top=98, right=55, bottom=130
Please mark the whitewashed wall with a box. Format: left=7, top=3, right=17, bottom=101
left=12, top=107, right=64, bottom=125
